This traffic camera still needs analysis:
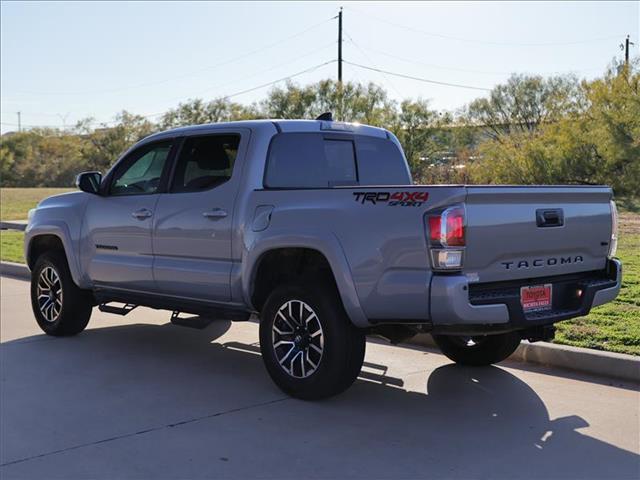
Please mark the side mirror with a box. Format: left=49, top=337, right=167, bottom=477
left=76, top=171, right=102, bottom=194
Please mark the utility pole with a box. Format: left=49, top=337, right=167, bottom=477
left=58, top=112, right=70, bottom=131
left=625, top=35, right=634, bottom=65
left=338, top=7, right=343, bottom=83
left=621, top=35, right=635, bottom=65
left=17, top=111, right=21, bottom=132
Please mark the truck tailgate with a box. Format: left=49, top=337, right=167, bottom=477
left=464, top=186, right=613, bottom=283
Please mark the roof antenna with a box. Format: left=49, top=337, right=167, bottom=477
left=316, top=112, right=333, bottom=121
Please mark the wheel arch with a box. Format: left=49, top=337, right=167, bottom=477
left=243, top=234, right=368, bottom=327
left=25, top=224, right=84, bottom=288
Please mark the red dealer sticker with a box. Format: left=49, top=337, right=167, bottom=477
left=520, top=284, right=552, bottom=311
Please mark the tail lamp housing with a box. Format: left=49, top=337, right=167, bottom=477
left=427, top=205, right=466, bottom=271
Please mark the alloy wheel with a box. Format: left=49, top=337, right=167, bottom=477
left=271, top=300, right=324, bottom=378
left=37, top=266, right=63, bottom=323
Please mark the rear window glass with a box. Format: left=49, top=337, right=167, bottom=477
left=265, top=134, right=358, bottom=188
left=355, top=136, right=410, bottom=185
left=324, top=140, right=357, bottom=186
left=265, top=134, right=326, bottom=188
left=265, top=133, right=409, bottom=188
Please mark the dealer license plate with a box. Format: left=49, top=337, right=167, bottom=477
left=520, top=284, right=552, bottom=312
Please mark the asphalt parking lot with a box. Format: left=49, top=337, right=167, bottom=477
left=1, top=273, right=639, bottom=479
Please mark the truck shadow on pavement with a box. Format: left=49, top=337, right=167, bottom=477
left=1, top=321, right=638, bottom=479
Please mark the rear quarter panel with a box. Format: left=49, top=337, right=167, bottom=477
left=242, top=186, right=465, bottom=325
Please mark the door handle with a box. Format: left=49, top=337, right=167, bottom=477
left=202, top=208, right=228, bottom=219
left=131, top=208, right=153, bottom=220
left=536, top=208, right=564, bottom=228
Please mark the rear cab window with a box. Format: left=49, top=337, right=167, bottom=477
left=171, top=134, right=240, bottom=193
left=264, top=132, right=409, bottom=188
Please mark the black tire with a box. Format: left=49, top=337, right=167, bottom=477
left=432, top=332, right=521, bottom=366
left=259, top=281, right=366, bottom=400
left=31, top=251, right=93, bottom=336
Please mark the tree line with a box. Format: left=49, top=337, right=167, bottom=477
left=1, top=60, right=637, bottom=195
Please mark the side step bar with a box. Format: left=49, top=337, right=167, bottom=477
left=94, top=289, right=252, bottom=322
left=170, top=311, right=214, bottom=330
left=98, top=303, right=138, bottom=316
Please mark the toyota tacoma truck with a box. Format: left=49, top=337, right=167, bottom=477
left=25, top=117, right=622, bottom=399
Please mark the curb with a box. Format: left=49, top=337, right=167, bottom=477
left=407, top=333, right=640, bottom=383
left=1, top=260, right=638, bottom=383
left=0, top=261, right=30, bottom=279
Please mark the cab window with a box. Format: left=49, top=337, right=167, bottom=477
left=171, top=135, right=240, bottom=193
left=110, top=142, right=172, bottom=196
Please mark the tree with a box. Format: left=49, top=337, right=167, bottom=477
left=160, top=98, right=258, bottom=128
left=465, top=73, right=582, bottom=142
left=389, top=99, right=439, bottom=171
left=0, top=129, right=86, bottom=187
left=0, top=143, right=16, bottom=185
left=260, top=79, right=396, bottom=125
left=261, top=81, right=317, bottom=119
left=579, top=61, right=640, bottom=194
left=78, top=111, right=157, bottom=172
left=467, top=62, right=639, bottom=194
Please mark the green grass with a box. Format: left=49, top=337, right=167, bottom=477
left=0, top=230, right=25, bottom=263
left=553, top=232, right=640, bottom=355
left=1, top=187, right=74, bottom=220
left=1, top=188, right=638, bottom=355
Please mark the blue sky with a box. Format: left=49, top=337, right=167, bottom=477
left=1, top=1, right=638, bottom=132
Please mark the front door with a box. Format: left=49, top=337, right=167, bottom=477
left=81, top=140, right=174, bottom=291
left=152, top=131, right=247, bottom=302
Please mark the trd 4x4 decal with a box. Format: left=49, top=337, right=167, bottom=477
left=353, top=191, right=428, bottom=207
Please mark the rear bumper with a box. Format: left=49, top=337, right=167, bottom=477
left=429, top=259, right=621, bottom=335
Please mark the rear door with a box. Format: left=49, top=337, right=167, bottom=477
left=152, top=130, right=249, bottom=302
left=463, top=186, right=613, bottom=283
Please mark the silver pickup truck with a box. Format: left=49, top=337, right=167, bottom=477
left=25, top=117, right=622, bottom=399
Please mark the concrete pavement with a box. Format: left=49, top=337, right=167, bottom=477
left=1, top=274, right=639, bottom=479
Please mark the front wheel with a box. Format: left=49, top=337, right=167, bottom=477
left=31, top=251, right=93, bottom=336
left=432, top=332, right=521, bottom=366
left=259, top=282, right=366, bottom=400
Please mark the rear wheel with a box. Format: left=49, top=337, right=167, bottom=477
left=432, top=332, right=521, bottom=366
left=259, top=282, right=365, bottom=400
left=31, top=251, right=93, bottom=336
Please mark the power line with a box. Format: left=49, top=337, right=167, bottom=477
left=343, top=30, right=403, bottom=98
left=7, top=17, right=335, bottom=96
left=152, top=40, right=337, bottom=107
left=346, top=6, right=624, bottom=47
left=1, top=121, right=72, bottom=128
left=223, top=60, right=336, bottom=99
left=3, top=45, right=337, bottom=126
left=344, top=61, right=492, bottom=91
left=345, top=42, right=606, bottom=76
left=1, top=61, right=337, bottom=129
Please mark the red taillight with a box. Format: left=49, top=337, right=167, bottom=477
left=427, top=205, right=465, bottom=271
left=444, top=207, right=465, bottom=246
left=428, top=216, right=441, bottom=244
left=428, top=206, right=465, bottom=247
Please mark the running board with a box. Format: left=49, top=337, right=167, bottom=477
left=94, top=288, right=252, bottom=322
left=98, top=303, right=138, bottom=316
